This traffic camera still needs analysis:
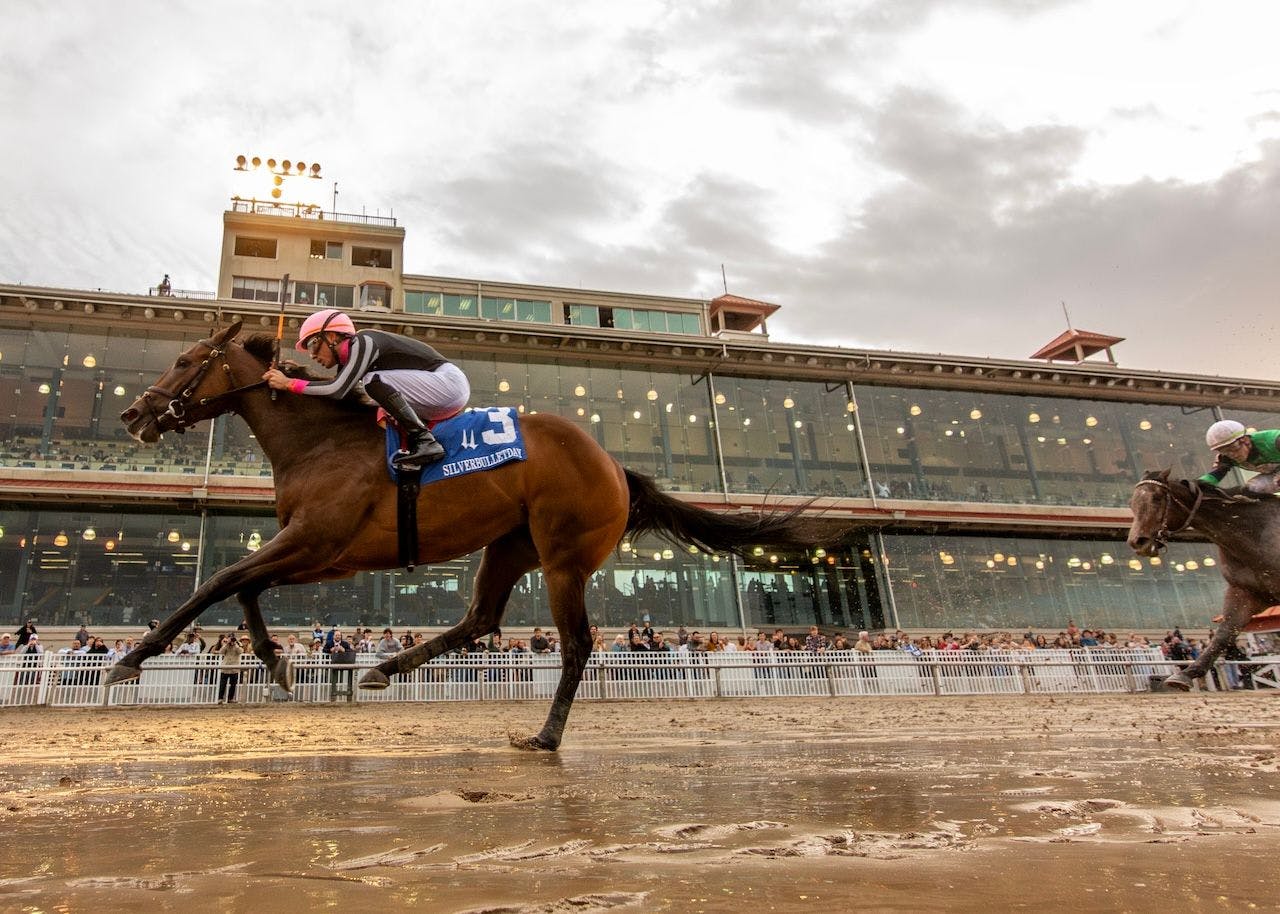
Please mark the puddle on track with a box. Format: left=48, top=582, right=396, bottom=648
left=2, top=706, right=1279, bottom=912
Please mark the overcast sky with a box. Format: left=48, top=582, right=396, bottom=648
left=2, top=0, right=1278, bottom=378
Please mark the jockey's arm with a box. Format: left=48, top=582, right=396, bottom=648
left=1198, top=457, right=1232, bottom=486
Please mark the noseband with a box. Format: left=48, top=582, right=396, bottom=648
left=142, top=342, right=265, bottom=434
left=1134, top=478, right=1205, bottom=548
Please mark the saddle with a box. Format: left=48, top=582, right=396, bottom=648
left=380, top=408, right=528, bottom=572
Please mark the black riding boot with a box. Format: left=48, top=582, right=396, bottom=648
left=364, top=376, right=445, bottom=470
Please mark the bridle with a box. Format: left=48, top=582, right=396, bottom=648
left=142, top=340, right=266, bottom=434
left=1133, top=477, right=1205, bottom=548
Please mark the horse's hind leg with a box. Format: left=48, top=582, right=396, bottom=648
left=510, top=568, right=591, bottom=752
left=360, top=528, right=539, bottom=689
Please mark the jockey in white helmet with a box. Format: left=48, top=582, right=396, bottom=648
left=1201, top=419, right=1280, bottom=494
left=262, top=309, right=470, bottom=470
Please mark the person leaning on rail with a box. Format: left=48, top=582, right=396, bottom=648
left=1201, top=420, right=1280, bottom=494
left=262, top=308, right=471, bottom=471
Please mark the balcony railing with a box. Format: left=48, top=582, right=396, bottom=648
left=229, top=197, right=397, bottom=227
left=148, top=287, right=216, bottom=299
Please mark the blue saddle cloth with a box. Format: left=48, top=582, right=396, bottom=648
left=384, top=406, right=526, bottom=484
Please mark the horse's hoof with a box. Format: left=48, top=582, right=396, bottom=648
left=103, top=664, right=142, bottom=687
left=358, top=669, right=391, bottom=690
left=273, top=659, right=294, bottom=692
left=508, top=732, right=558, bottom=752
left=1162, top=673, right=1193, bottom=692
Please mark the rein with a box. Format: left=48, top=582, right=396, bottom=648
left=1134, top=478, right=1206, bottom=547
left=143, top=342, right=266, bottom=433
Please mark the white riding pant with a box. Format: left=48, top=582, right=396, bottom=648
left=367, top=364, right=470, bottom=421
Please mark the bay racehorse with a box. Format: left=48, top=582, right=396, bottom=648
left=111, top=322, right=814, bottom=749
left=1127, top=469, right=1276, bottom=690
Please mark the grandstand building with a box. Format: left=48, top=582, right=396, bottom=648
left=2, top=198, right=1274, bottom=637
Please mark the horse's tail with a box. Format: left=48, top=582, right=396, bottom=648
left=623, top=468, right=813, bottom=557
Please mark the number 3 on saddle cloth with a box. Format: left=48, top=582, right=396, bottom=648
left=379, top=407, right=527, bottom=571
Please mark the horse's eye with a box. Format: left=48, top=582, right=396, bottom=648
left=175, top=359, right=189, bottom=369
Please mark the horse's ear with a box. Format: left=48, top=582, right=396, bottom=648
left=212, top=320, right=243, bottom=347
left=1157, top=468, right=1172, bottom=481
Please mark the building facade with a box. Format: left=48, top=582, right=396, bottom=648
left=1, top=202, right=1275, bottom=636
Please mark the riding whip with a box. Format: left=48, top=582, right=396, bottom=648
left=271, top=272, right=289, bottom=401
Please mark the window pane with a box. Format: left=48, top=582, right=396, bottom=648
left=481, top=296, right=516, bottom=320
left=444, top=294, right=476, bottom=317
left=351, top=246, right=391, bottom=268
left=517, top=300, right=551, bottom=323
left=234, top=236, right=277, bottom=258
left=566, top=304, right=600, bottom=327
left=717, top=376, right=864, bottom=497
left=883, top=532, right=1224, bottom=632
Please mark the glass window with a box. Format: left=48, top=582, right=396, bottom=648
left=679, top=313, right=702, bottom=335
left=405, top=291, right=443, bottom=315
left=882, top=532, right=1224, bottom=633
left=856, top=385, right=1212, bottom=507
left=481, top=296, right=515, bottom=320
left=443, top=294, right=477, bottom=317
left=737, top=540, right=887, bottom=632
left=231, top=276, right=281, bottom=302
left=716, top=376, right=864, bottom=497
left=360, top=284, right=389, bottom=309
left=351, top=246, right=392, bottom=269
left=516, top=299, right=552, bottom=323
left=0, top=507, right=201, bottom=626
left=308, top=240, right=342, bottom=260
left=565, top=304, right=599, bottom=327
left=234, top=236, right=277, bottom=258
left=613, top=309, right=633, bottom=331
left=0, top=322, right=207, bottom=473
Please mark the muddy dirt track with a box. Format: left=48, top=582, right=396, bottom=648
left=2, top=694, right=1279, bottom=913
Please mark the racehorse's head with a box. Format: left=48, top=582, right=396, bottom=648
left=120, top=321, right=243, bottom=443
left=1127, top=469, right=1193, bottom=556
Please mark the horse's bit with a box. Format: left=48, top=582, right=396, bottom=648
left=1134, top=478, right=1205, bottom=547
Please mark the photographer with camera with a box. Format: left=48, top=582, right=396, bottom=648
left=217, top=633, right=245, bottom=704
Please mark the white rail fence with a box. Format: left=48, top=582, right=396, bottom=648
left=1, top=648, right=1261, bottom=708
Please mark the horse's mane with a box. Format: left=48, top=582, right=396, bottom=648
left=1140, top=470, right=1261, bottom=506
left=239, top=333, right=374, bottom=410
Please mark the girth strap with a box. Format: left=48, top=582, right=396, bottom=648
left=396, top=472, right=420, bottom=573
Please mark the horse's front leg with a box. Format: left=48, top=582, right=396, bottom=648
left=104, top=530, right=337, bottom=688
left=1165, top=583, right=1262, bottom=691
left=239, top=588, right=293, bottom=693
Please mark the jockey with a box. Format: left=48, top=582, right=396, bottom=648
left=1199, top=419, right=1280, bottom=494
left=262, top=309, right=470, bottom=470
